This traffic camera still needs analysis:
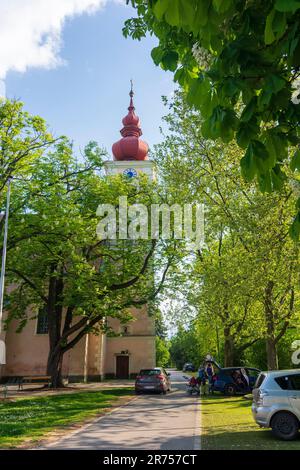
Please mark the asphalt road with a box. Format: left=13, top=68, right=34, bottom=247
left=43, top=370, right=201, bottom=450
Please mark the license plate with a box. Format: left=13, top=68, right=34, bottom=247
left=144, top=386, right=155, bottom=389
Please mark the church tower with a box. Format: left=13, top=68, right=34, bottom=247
left=104, top=83, right=154, bottom=179
left=103, top=85, right=156, bottom=379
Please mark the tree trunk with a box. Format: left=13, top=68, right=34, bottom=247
left=46, top=263, right=65, bottom=387
left=224, top=326, right=235, bottom=367
left=264, top=280, right=278, bottom=370
left=266, top=337, right=278, bottom=370
left=47, top=348, right=64, bottom=388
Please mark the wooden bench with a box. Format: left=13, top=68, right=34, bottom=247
left=18, top=376, right=52, bottom=390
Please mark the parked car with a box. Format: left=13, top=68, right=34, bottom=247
left=252, top=369, right=300, bottom=440
left=135, top=368, right=171, bottom=394
left=183, top=363, right=195, bottom=372
left=211, top=364, right=261, bottom=395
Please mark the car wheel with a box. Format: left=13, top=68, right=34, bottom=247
left=271, top=412, right=299, bottom=441
left=161, top=389, right=167, bottom=395
left=135, top=390, right=142, bottom=395
left=224, top=384, right=237, bottom=396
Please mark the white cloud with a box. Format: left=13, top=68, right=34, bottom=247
left=0, top=0, right=110, bottom=80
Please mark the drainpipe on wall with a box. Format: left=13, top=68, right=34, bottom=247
left=83, top=328, right=89, bottom=383
left=99, top=319, right=106, bottom=381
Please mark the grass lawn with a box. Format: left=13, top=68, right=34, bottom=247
left=0, top=388, right=133, bottom=448
left=201, top=395, right=300, bottom=450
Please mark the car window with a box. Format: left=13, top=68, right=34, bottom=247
left=254, top=373, right=266, bottom=389
left=247, top=368, right=260, bottom=378
left=289, top=374, right=300, bottom=391
left=275, top=376, right=291, bottom=390
left=221, top=370, right=233, bottom=376
left=140, top=369, right=160, bottom=376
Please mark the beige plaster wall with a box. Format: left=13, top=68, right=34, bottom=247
left=105, top=335, right=156, bottom=376
left=107, top=306, right=155, bottom=336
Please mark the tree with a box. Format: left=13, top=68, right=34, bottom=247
left=0, top=99, right=56, bottom=257
left=155, top=308, right=168, bottom=339
left=156, top=337, right=170, bottom=367
left=154, top=90, right=300, bottom=369
left=5, top=139, right=177, bottom=387
left=0, top=99, right=54, bottom=194
left=155, top=309, right=170, bottom=367
left=124, top=0, right=300, bottom=239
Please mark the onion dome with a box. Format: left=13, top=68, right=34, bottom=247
left=112, top=84, right=149, bottom=161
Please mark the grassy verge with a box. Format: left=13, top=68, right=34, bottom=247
left=201, top=395, right=300, bottom=450
left=0, top=388, right=133, bottom=448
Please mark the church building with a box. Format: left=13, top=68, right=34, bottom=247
left=0, top=88, right=156, bottom=381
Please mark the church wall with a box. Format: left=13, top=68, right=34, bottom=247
left=105, top=335, right=156, bottom=377
left=3, top=317, right=66, bottom=377
left=107, top=306, right=155, bottom=336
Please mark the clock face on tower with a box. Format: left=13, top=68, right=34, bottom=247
left=123, top=168, right=137, bottom=178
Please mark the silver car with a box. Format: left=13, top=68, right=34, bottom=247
left=252, top=369, right=300, bottom=440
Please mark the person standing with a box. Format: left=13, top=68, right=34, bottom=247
left=205, top=362, right=215, bottom=394
left=197, top=367, right=208, bottom=396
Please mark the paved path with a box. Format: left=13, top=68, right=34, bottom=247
left=42, top=370, right=201, bottom=450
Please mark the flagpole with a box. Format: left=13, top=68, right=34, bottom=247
left=0, top=178, right=11, bottom=335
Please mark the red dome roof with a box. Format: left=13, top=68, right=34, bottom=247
left=112, top=87, right=149, bottom=161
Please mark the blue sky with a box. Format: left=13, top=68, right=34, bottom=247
left=3, top=1, right=174, bottom=157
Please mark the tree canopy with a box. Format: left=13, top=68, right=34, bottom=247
left=154, top=90, right=300, bottom=368
left=124, top=0, right=300, bottom=239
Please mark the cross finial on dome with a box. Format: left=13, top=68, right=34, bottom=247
left=130, top=79, right=134, bottom=97
left=129, top=79, right=134, bottom=110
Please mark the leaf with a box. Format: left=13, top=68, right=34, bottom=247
left=271, top=164, right=286, bottom=190
left=258, top=74, right=286, bottom=110
left=264, top=10, right=276, bottom=45
left=265, top=131, right=286, bottom=167
left=160, top=0, right=196, bottom=27
left=187, top=76, right=212, bottom=115
left=161, top=50, right=179, bottom=71
left=272, top=11, right=287, bottom=39
left=240, top=97, right=257, bottom=122
left=151, top=46, right=164, bottom=66
left=268, top=74, right=286, bottom=94
left=258, top=171, right=272, bottom=193
left=240, top=144, right=256, bottom=181
left=252, top=140, right=272, bottom=173
left=153, top=0, right=171, bottom=20
left=192, top=0, right=209, bottom=32
left=213, top=0, right=232, bottom=13
left=177, top=0, right=196, bottom=26
left=290, top=149, right=300, bottom=171
left=174, top=67, right=186, bottom=86
left=289, top=211, right=300, bottom=241
left=201, top=119, right=213, bottom=140
left=237, top=119, right=260, bottom=148
left=275, top=0, right=300, bottom=13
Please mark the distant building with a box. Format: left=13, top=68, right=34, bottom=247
left=0, top=87, right=156, bottom=381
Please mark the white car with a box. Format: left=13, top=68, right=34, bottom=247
left=252, top=369, right=300, bottom=440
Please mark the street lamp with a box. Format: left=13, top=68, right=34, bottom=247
left=0, top=178, right=11, bottom=365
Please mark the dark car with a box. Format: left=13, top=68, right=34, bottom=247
left=212, top=364, right=261, bottom=395
left=183, top=363, right=195, bottom=372
left=135, top=368, right=171, bottom=394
